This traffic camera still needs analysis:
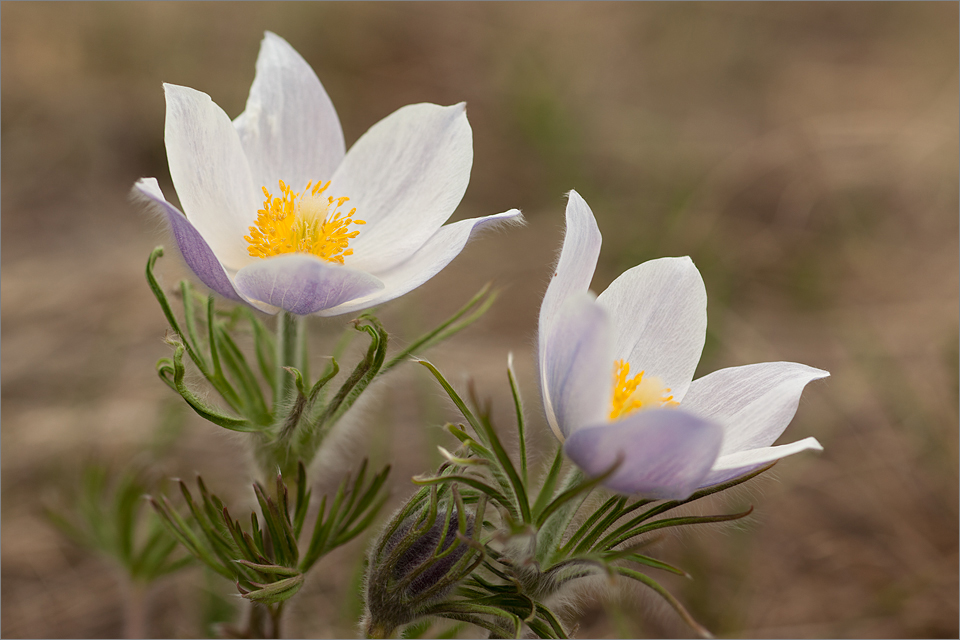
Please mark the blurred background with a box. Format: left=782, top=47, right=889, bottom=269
left=2, top=3, right=957, bottom=638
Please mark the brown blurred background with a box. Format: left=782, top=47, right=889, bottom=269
left=2, top=3, right=957, bottom=638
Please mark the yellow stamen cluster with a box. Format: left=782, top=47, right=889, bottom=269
left=609, top=359, right=678, bottom=420
left=245, top=179, right=366, bottom=264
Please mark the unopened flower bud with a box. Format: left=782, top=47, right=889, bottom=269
left=362, top=500, right=478, bottom=638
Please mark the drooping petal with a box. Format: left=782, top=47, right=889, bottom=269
left=133, top=178, right=244, bottom=303
left=542, top=293, right=615, bottom=441
left=329, top=103, right=473, bottom=274
left=233, top=32, right=346, bottom=193
left=596, top=257, right=707, bottom=403
left=701, top=437, right=824, bottom=487
left=234, top=254, right=384, bottom=316
left=680, top=362, right=829, bottom=456
left=315, top=209, right=523, bottom=317
left=164, top=83, right=260, bottom=271
left=537, top=190, right=602, bottom=397
left=565, top=409, right=724, bottom=500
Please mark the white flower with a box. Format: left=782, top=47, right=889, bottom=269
left=538, top=190, right=828, bottom=499
left=134, top=32, right=521, bottom=316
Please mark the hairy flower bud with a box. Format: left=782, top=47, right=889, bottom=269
left=362, top=496, right=479, bottom=638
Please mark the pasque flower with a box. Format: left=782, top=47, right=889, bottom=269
left=538, top=191, right=828, bottom=499
left=135, top=32, right=521, bottom=316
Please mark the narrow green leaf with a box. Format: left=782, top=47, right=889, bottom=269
left=506, top=353, right=527, bottom=486
left=536, top=460, right=620, bottom=527
left=381, top=283, right=498, bottom=375
left=168, top=344, right=257, bottom=432
left=607, top=507, right=754, bottom=550
left=145, top=248, right=207, bottom=375
left=531, top=447, right=565, bottom=520
left=242, top=307, right=276, bottom=388
left=234, top=560, right=301, bottom=577
left=412, top=473, right=516, bottom=519
left=615, top=566, right=713, bottom=638
left=293, top=461, right=310, bottom=539
left=215, top=327, right=269, bottom=422
left=179, top=281, right=206, bottom=370
left=241, top=573, right=305, bottom=604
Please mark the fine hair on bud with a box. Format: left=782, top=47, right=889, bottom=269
left=362, top=486, right=482, bottom=638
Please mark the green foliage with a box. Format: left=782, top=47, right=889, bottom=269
left=46, top=463, right=191, bottom=584
left=150, top=460, right=390, bottom=608
left=379, top=360, right=772, bottom=638
left=146, top=247, right=498, bottom=480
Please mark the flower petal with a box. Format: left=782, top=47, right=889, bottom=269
left=542, top=293, right=615, bottom=441
left=701, top=437, right=824, bottom=487
left=596, top=257, right=706, bottom=403
left=537, top=190, right=602, bottom=393
left=315, top=209, right=523, bottom=317
left=133, top=178, right=244, bottom=303
left=233, top=32, right=346, bottom=193
left=234, top=254, right=384, bottom=316
left=330, top=103, right=472, bottom=273
left=164, top=83, right=260, bottom=271
left=565, top=409, right=723, bottom=500
left=680, top=362, right=829, bottom=457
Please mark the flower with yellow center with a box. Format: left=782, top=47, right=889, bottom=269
left=244, top=179, right=365, bottom=263
left=538, top=190, right=828, bottom=499
left=134, top=32, right=521, bottom=316
left=608, top=359, right=678, bottom=420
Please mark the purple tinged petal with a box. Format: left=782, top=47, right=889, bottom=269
left=234, top=253, right=384, bottom=316
left=163, top=84, right=259, bottom=272
left=133, top=178, right=243, bottom=302
left=542, top=293, right=614, bottom=441
left=316, top=209, right=523, bottom=317
left=565, top=409, right=723, bottom=500
left=538, top=190, right=602, bottom=353
left=538, top=191, right=602, bottom=437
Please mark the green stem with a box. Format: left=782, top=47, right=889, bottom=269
left=273, top=312, right=303, bottom=411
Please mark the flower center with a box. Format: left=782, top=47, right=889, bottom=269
left=609, top=359, right=678, bottom=420
left=244, top=179, right=366, bottom=264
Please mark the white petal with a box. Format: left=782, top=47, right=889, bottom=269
left=329, top=103, right=472, bottom=273
left=565, top=408, right=724, bottom=500
left=541, top=293, right=614, bottom=441
left=680, top=362, right=829, bottom=456
left=315, top=209, right=523, bottom=317
left=233, top=32, right=345, bottom=193
left=234, top=254, right=384, bottom=316
left=537, top=190, right=602, bottom=386
left=701, top=437, right=823, bottom=487
left=164, top=83, right=259, bottom=271
left=596, top=257, right=706, bottom=403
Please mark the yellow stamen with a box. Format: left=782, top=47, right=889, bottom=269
left=244, top=179, right=366, bottom=264
left=609, top=359, right=679, bottom=420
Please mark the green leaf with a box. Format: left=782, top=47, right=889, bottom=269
left=241, top=573, right=305, bottom=604
left=146, top=248, right=207, bottom=375
left=417, top=360, right=529, bottom=521
left=164, top=343, right=257, bottom=432
left=614, top=566, right=712, bottom=638
left=382, top=282, right=498, bottom=375
left=234, top=560, right=301, bottom=577
left=605, top=507, right=754, bottom=550
left=531, top=447, right=564, bottom=520
left=506, top=354, right=528, bottom=486
left=536, top=459, right=620, bottom=527
left=559, top=494, right=622, bottom=556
